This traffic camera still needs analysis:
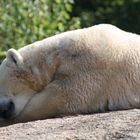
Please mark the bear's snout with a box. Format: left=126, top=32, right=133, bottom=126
left=0, top=99, right=15, bottom=119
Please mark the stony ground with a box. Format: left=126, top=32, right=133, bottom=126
left=0, top=109, right=140, bottom=140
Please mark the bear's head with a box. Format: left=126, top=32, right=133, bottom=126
left=0, top=48, right=58, bottom=123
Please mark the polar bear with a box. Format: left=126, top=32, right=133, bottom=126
left=0, top=24, right=140, bottom=125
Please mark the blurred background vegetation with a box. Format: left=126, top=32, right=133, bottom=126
left=0, top=0, right=140, bottom=62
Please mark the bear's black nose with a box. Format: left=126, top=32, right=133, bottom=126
left=0, top=99, right=15, bottom=119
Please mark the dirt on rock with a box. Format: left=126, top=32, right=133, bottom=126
left=0, top=109, right=140, bottom=140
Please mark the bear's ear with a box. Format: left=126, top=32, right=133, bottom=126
left=6, top=49, right=24, bottom=67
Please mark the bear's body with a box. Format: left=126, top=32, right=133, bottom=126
left=0, top=24, right=140, bottom=124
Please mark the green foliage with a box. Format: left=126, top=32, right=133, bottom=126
left=0, top=0, right=80, bottom=52
left=0, top=0, right=140, bottom=62
left=73, top=0, right=140, bottom=34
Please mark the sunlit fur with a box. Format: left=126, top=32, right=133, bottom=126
left=0, top=24, right=140, bottom=125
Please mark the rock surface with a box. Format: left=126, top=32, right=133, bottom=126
left=0, top=109, right=140, bottom=140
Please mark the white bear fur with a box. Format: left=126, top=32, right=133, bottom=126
left=0, top=24, right=140, bottom=124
